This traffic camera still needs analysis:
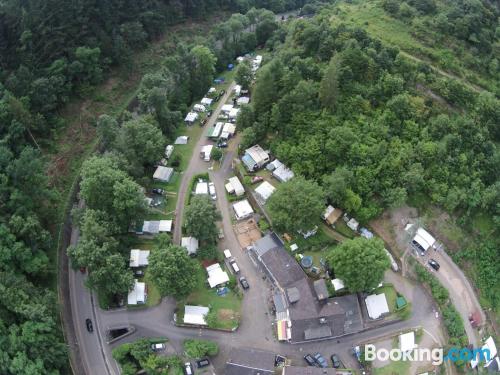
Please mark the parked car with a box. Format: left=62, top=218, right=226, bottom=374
left=220, top=89, right=226, bottom=95
left=428, top=259, right=440, bottom=271
left=230, top=261, right=240, bottom=274
left=196, top=358, right=210, bottom=368
left=152, top=188, right=164, bottom=195
left=304, top=354, right=316, bottom=367
left=151, top=343, right=165, bottom=351
left=85, top=318, right=93, bottom=333
left=207, top=110, right=213, bottom=117
left=218, top=228, right=225, bottom=239
left=184, top=362, right=193, bottom=375
left=134, top=270, right=144, bottom=277
left=331, top=354, right=341, bottom=368
left=209, top=182, right=216, bottom=200
left=223, top=249, right=232, bottom=259
left=313, top=353, right=328, bottom=368
left=239, top=276, right=249, bottom=290
left=251, top=176, right=263, bottom=184
left=217, top=141, right=228, bottom=148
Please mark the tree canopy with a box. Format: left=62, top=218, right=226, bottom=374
left=183, top=339, right=219, bottom=358
left=184, top=195, right=221, bottom=245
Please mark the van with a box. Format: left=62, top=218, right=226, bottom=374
left=223, top=249, right=232, bottom=259
left=230, top=261, right=240, bottom=274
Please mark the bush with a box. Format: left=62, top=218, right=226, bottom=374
left=170, top=154, right=181, bottom=168
left=183, top=339, right=219, bottom=358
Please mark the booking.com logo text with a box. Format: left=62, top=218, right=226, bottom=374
left=364, top=344, right=491, bottom=366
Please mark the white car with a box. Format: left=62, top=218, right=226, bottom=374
left=151, top=343, right=165, bottom=351
left=184, top=362, right=193, bottom=375
left=209, top=182, right=216, bottom=200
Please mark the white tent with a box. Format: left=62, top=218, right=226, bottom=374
left=165, top=145, right=174, bottom=159
left=184, top=305, right=209, bottom=325
left=153, top=166, right=174, bottom=182
left=181, top=237, right=199, bottom=256
left=273, top=164, right=294, bottom=182
left=175, top=136, right=189, bottom=144
left=233, top=199, right=254, bottom=220
left=128, top=279, right=146, bottom=305
left=206, top=263, right=230, bottom=288
left=229, top=108, right=240, bottom=119
left=365, top=293, right=390, bottom=319
left=332, top=278, right=345, bottom=291
left=255, top=181, right=275, bottom=202
left=195, top=181, right=209, bottom=195
left=200, top=97, right=213, bottom=106
left=200, top=145, right=213, bottom=161
left=193, top=104, right=206, bottom=112
left=412, top=228, right=436, bottom=252
left=185, top=112, right=198, bottom=123
left=399, top=332, right=416, bottom=353
left=226, top=176, right=245, bottom=196
left=237, top=96, right=250, bottom=105
left=221, top=104, right=233, bottom=113
left=129, top=249, right=150, bottom=267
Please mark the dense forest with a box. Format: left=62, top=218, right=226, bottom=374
left=240, top=0, right=499, bottom=312
left=0, top=0, right=298, bottom=372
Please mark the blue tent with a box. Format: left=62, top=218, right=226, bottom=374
left=227, top=64, right=234, bottom=70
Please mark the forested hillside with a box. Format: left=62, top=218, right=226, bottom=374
left=242, top=1, right=499, bottom=314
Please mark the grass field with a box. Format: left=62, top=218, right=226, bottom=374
left=373, top=358, right=411, bottom=375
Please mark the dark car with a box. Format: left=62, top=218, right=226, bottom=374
left=220, top=89, right=226, bottom=95
left=207, top=110, right=213, bottom=117
left=239, top=276, right=249, bottom=290
left=304, top=354, right=316, bottom=367
left=196, top=358, right=210, bottom=368
left=152, top=188, right=164, bottom=195
left=313, top=353, right=328, bottom=368
left=217, top=141, right=228, bottom=148
left=428, top=259, right=440, bottom=271
left=85, top=318, right=93, bottom=333
left=134, top=270, right=144, bottom=277
left=331, top=354, right=341, bottom=368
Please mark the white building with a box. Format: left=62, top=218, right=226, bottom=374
left=153, top=166, right=174, bottom=182
left=233, top=199, right=254, bottom=220
left=184, top=305, right=209, bottom=326
left=206, top=263, right=230, bottom=288
left=193, top=104, right=206, bottom=112
left=181, top=237, right=199, bottom=256
left=399, top=332, right=416, bottom=353
left=237, top=96, right=250, bottom=105
left=365, top=293, right=390, bottom=319
left=412, top=227, right=436, bottom=253
left=225, top=176, right=245, bottom=196
left=221, top=104, right=233, bottom=113
left=273, top=164, right=294, bottom=182
left=128, top=279, right=146, bottom=305
left=129, top=249, right=150, bottom=268
left=195, top=181, right=209, bottom=195
left=331, top=278, right=345, bottom=292
left=242, top=145, right=270, bottom=171
left=229, top=107, right=240, bottom=119
left=165, top=145, right=174, bottom=159
left=200, top=145, right=213, bottom=161
left=346, top=217, right=360, bottom=232
left=184, top=112, right=198, bottom=124
left=200, top=97, right=213, bottom=106
left=142, top=220, right=172, bottom=234
left=234, top=84, right=242, bottom=96
left=255, top=181, right=276, bottom=203
left=220, top=122, right=236, bottom=139
left=175, top=136, right=189, bottom=144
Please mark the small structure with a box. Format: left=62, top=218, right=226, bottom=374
left=225, top=176, right=245, bottom=196
left=399, top=331, right=416, bottom=353
left=193, top=104, right=206, bottom=112
left=142, top=220, right=172, bottom=234
left=200, top=97, right=213, bottom=106
left=164, top=145, right=174, bottom=159
left=322, top=205, right=343, bottom=225
left=233, top=199, right=254, bottom=220
left=290, top=243, right=298, bottom=252
left=237, top=96, right=250, bottom=105
left=229, top=107, right=240, bottom=119
left=200, top=145, right=213, bottom=161
left=175, top=136, right=189, bottom=144
left=221, top=104, right=234, bottom=113
left=129, top=249, right=150, bottom=268
left=195, top=181, right=209, bottom=195
left=385, top=249, right=399, bottom=272
left=128, top=279, right=146, bottom=305
left=365, top=293, right=390, bottom=319
left=207, top=122, right=223, bottom=138
left=153, top=166, right=174, bottom=182
left=242, top=145, right=270, bottom=171
left=208, top=87, right=216, bottom=94
left=184, top=112, right=198, bottom=124
left=233, top=85, right=242, bottom=96
left=220, top=122, right=236, bottom=139
left=206, top=263, right=230, bottom=288
left=313, top=279, right=329, bottom=301
left=360, top=227, right=374, bottom=239
left=266, top=159, right=283, bottom=171
left=183, top=305, right=209, bottom=326
left=181, top=237, right=199, bottom=256
left=273, top=164, right=294, bottom=182
left=346, top=217, right=360, bottom=232
left=332, top=278, right=345, bottom=292
left=412, top=227, right=436, bottom=253
left=255, top=181, right=276, bottom=203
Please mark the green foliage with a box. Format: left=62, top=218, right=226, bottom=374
left=148, top=244, right=200, bottom=299
left=326, top=237, right=390, bottom=292
left=211, top=147, right=223, bottom=161
left=197, top=245, right=221, bottom=261
left=189, top=46, right=217, bottom=99
left=184, top=195, right=221, bottom=245
left=183, top=339, right=219, bottom=358
left=235, top=60, right=253, bottom=89
left=267, top=176, right=325, bottom=233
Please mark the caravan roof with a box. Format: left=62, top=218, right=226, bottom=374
left=413, top=228, right=436, bottom=252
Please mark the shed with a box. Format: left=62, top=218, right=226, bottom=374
left=184, top=305, right=209, bottom=326
left=206, top=263, right=230, bottom=288
left=200, top=97, right=213, bottom=106
left=273, top=164, right=294, bottom=182
left=243, top=145, right=270, bottom=171
left=365, top=293, right=390, bottom=319
left=399, top=331, right=416, bottom=353
left=346, top=218, right=359, bottom=232
left=313, top=279, right=329, bottom=301
left=226, top=176, right=245, bottom=196
left=255, top=181, right=276, bottom=202
left=208, top=87, right=216, bottom=94
left=159, top=220, right=172, bottom=232
left=229, top=107, right=240, bottom=119
left=332, top=278, right=345, bottom=291
left=234, top=85, right=242, bottom=96
left=412, top=228, right=436, bottom=253
left=200, top=145, right=213, bottom=161
left=181, top=237, right=199, bottom=256
left=195, top=181, right=209, bottom=195
left=153, top=166, right=174, bottom=182
left=286, top=287, right=300, bottom=304
left=193, top=104, right=206, bottom=112
left=128, top=279, right=146, bottom=305
left=237, top=96, right=250, bottom=105
left=207, top=122, right=223, bottom=138
left=129, top=249, right=150, bottom=267
left=175, top=136, right=189, bottom=144
left=233, top=199, right=254, bottom=220
left=322, top=205, right=343, bottom=225
left=164, top=145, right=174, bottom=159
left=184, top=112, right=198, bottom=123
left=221, top=104, right=233, bottom=113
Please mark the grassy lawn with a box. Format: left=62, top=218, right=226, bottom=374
left=288, top=225, right=337, bottom=253
left=332, top=219, right=356, bottom=239
left=145, top=273, right=162, bottom=307
left=373, top=359, right=411, bottom=375
left=375, top=285, right=398, bottom=313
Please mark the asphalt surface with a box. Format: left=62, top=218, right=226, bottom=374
left=67, top=81, right=448, bottom=374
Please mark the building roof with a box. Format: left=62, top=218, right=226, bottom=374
left=253, top=232, right=284, bottom=257
left=227, top=176, right=245, bottom=196
left=225, top=348, right=276, bottom=375
left=245, top=145, right=269, bottom=166
left=323, top=205, right=343, bottom=225
left=193, top=104, right=206, bottom=112
left=266, top=159, right=283, bottom=171
left=237, top=96, right=250, bottom=105
left=159, top=220, right=172, bottom=232
left=332, top=278, right=345, bottom=291
left=273, top=164, right=294, bottom=182
left=284, top=367, right=336, bottom=375
left=195, top=181, right=209, bottom=195
left=365, top=293, right=390, bottom=319
left=346, top=218, right=359, bottom=231
left=175, top=135, right=189, bottom=144
left=313, top=279, right=329, bottom=301
left=413, top=227, right=436, bottom=252
left=287, top=287, right=301, bottom=303
left=207, top=122, right=223, bottom=138
left=229, top=107, right=240, bottom=118
left=153, top=166, right=174, bottom=182
left=129, top=249, right=150, bottom=267
left=185, top=112, right=198, bottom=122
left=233, top=199, right=254, bottom=220
left=181, top=237, right=199, bottom=256
left=206, top=263, right=230, bottom=288
left=127, top=279, right=146, bottom=305
left=184, top=305, right=209, bottom=326
left=399, top=331, right=416, bottom=353
left=200, top=97, right=213, bottom=106
left=223, top=122, right=236, bottom=135
left=255, top=181, right=276, bottom=202
left=221, top=104, right=233, bottom=113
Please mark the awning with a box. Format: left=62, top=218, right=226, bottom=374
left=277, top=320, right=290, bottom=341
